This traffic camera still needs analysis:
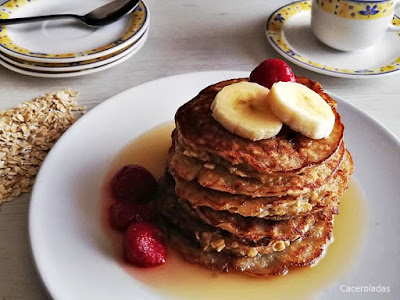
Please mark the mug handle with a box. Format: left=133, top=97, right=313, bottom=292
left=388, top=0, right=400, bottom=31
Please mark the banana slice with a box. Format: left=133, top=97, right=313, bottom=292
left=211, top=82, right=282, bottom=141
left=267, top=82, right=335, bottom=139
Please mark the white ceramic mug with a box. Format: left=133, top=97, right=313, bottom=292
left=311, top=0, right=400, bottom=51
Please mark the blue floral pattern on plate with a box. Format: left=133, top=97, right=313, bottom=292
left=359, top=5, right=379, bottom=17
left=274, top=13, right=285, bottom=23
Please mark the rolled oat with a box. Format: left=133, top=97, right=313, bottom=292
left=0, top=89, right=85, bottom=204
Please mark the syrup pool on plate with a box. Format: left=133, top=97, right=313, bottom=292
left=101, top=121, right=367, bottom=300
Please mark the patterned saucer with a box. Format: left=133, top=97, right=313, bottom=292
left=265, top=0, right=400, bottom=78
left=0, top=0, right=149, bottom=63
left=0, top=31, right=147, bottom=78
left=0, top=30, right=148, bottom=72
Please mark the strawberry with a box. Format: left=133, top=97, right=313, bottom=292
left=111, top=164, right=157, bottom=203
left=249, top=59, right=296, bottom=89
left=109, top=201, right=156, bottom=231
left=123, top=222, right=166, bottom=268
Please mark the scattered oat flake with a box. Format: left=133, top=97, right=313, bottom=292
left=0, top=89, right=85, bottom=205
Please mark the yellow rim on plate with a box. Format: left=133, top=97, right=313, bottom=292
left=0, top=32, right=147, bottom=78
left=265, top=0, right=400, bottom=77
left=0, top=0, right=148, bottom=63
left=0, top=29, right=148, bottom=72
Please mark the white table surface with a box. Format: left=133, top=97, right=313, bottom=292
left=0, top=0, right=398, bottom=299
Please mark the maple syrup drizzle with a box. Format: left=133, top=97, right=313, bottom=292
left=101, top=121, right=367, bottom=300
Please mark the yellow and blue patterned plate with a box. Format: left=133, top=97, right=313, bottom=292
left=0, top=0, right=149, bottom=63
left=0, top=29, right=148, bottom=72
left=0, top=31, right=147, bottom=78
left=265, top=0, right=400, bottom=78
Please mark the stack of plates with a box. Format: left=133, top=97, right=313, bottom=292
left=0, top=0, right=149, bottom=78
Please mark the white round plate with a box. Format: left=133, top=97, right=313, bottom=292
left=0, top=0, right=149, bottom=63
left=29, top=71, right=400, bottom=300
left=0, top=30, right=148, bottom=72
left=265, top=0, right=400, bottom=78
left=0, top=32, right=147, bottom=78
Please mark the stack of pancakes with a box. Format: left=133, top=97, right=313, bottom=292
left=160, top=76, right=353, bottom=276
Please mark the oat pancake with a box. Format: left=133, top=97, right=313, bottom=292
left=165, top=214, right=333, bottom=276
left=176, top=178, right=315, bottom=218
left=174, top=150, right=353, bottom=218
left=175, top=76, right=344, bottom=174
left=160, top=200, right=293, bottom=257
left=161, top=174, right=318, bottom=242
left=194, top=230, right=292, bottom=257
left=169, top=142, right=346, bottom=197
left=159, top=177, right=296, bottom=257
left=162, top=215, right=293, bottom=258
left=193, top=204, right=319, bottom=242
left=173, top=132, right=345, bottom=185
left=169, top=131, right=345, bottom=191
